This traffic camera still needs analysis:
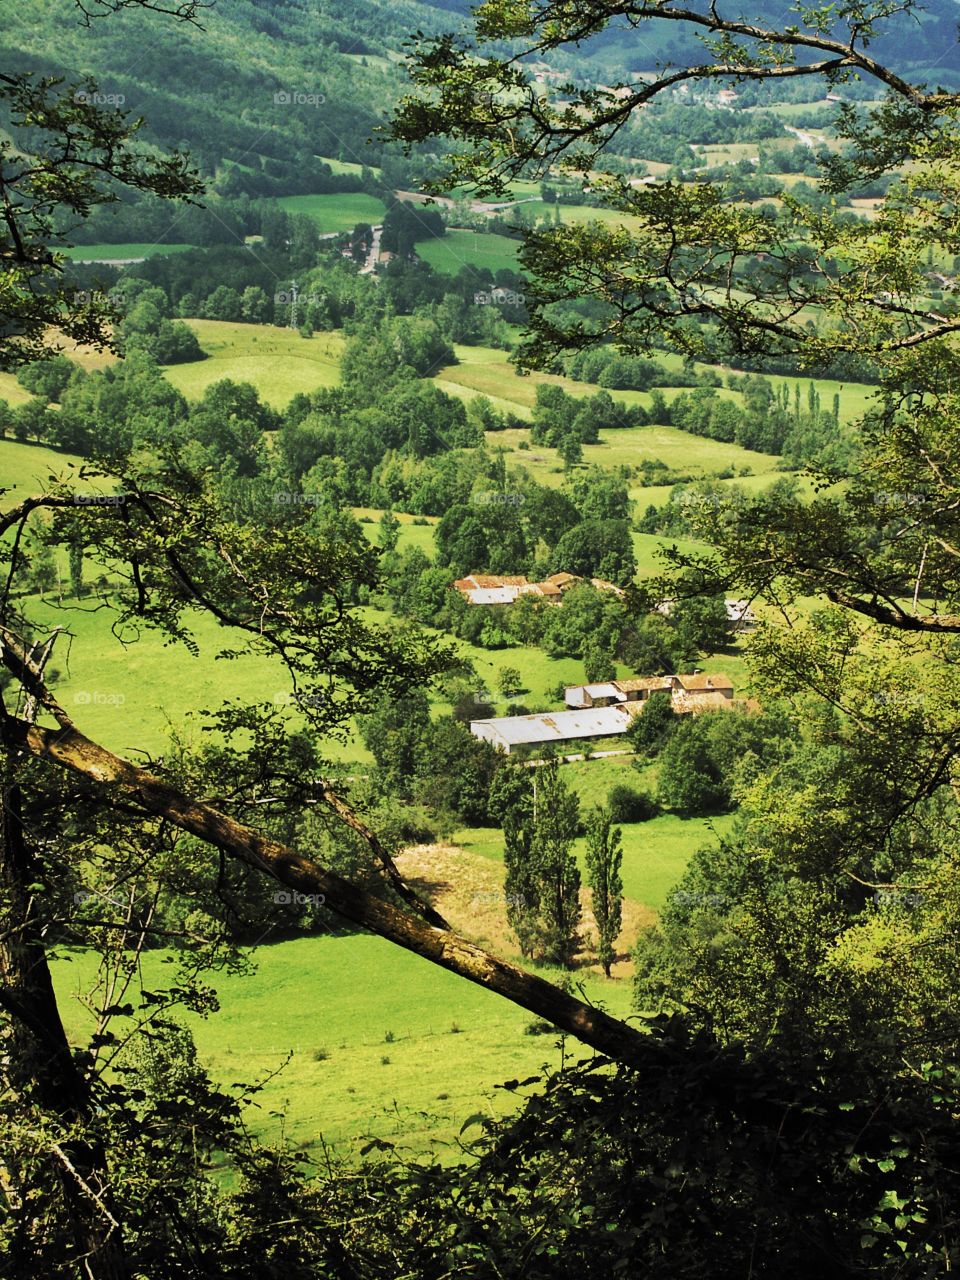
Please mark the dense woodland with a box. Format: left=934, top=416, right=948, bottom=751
left=4, top=0, right=960, bottom=1276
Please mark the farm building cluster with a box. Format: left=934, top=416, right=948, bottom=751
left=452, top=574, right=757, bottom=632
left=453, top=572, right=624, bottom=606
left=470, top=673, right=753, bottom=755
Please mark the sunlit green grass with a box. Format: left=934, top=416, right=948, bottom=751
left=271, top=192, right=386, bottom=233
left=52, top=934, right=637, bottom=1161
left=454, top=805, right=736, bottom=913
left=60, top=242, right=194, bottom=260
left=417, top=229, right=521, bottom=274
left=0, top=438, right=87, bottom=495
left=162, top=320, right=344, bottom=407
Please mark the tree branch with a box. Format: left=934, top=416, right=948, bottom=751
left=1, top=709, right=652, bottom=1066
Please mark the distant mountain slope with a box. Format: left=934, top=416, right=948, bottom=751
left=2, top=0, right=955, bottom=208
left=416, top=0, right=960, bottom=81
left=0, top=0, right=462, bottom=189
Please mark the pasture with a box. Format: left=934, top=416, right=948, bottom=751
left=417, top=229, right=521, bottom=274
left=272, top=192, right=386, bottom=233
left=163, top=320, right=344, bottom=406
left=0, top=439, right=87, bottom=496
left=51, top=934, right=637, bottom=1160
left=61, top=243, right=194, bottom=261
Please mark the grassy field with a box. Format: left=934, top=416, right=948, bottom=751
left=484, top=424, right=781, bottom=489
left=273, top=192, right=386, bottom=233
left=15, top=589, right=646, bottom=761
left=163, top=320, right=344, bottom=406
left=316, top=155, right=382, bottom=178
left=22, top=594, right=374, bottom=763
left=52, top=935, right=637, bottom=1160
left=353, top=508, right=438, bottom=555
left=0, top=374, right=43, bottom=408
left=61, top=243, right=194, bottom=261
left=455, top=802, right=737, bottom=912
left=418, top=229, right=521, bottom=274
left=0, top=438, right=89, bottom=496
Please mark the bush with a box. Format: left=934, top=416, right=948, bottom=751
left=607, top=783, right=658, bottom=823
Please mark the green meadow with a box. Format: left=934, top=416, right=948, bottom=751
left=61, top=242, right=194, bottom=261
left=163, top=320, right=344, bottom=406
left=0, top=439, right=87, bottom=495
left=352, top=508, right=439, bottom=555
left=417, top=229, right=521, bottom=274
left=51, top=935, right=638, bottom=1160
left=273, top=192, right=386, bottom=233
left=316, top=155, right=382, bottom=178
left=455, top=807, right=736, bottom=913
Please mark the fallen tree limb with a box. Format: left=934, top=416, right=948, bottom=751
left=1, top=712, right=652, bottom=1066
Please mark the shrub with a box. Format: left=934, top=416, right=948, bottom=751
left=607, top=783, right=658, bottom=823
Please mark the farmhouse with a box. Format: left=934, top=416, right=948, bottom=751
left=565, top=672, right=735, bottom=711
left=472, top=673, right=738, bottom=754
left=453, top=572, right=624, bottom=606
left=455, top=573, right=627, bottom=606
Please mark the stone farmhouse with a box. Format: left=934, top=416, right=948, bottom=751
left=566, top=672, right=735, bottom=714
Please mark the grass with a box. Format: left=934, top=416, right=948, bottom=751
left=316, top=156, right=382, bottom=178
left=0, top=438, right=88, bottom=496
left=481, top=425, right=781, bottom=491
left=51, top=935, right=637, bottom=1160
left=162, top=320, right=344, bottom=407
left=16, top=588, right=644, bottom=764
left=0, top=374, right=42, bottom=408
left=454, top=799, right=736, bottom=913
left=61, top=243, right=194, bottom=261
left=631, top=530, right=712, bottom=578
left=271, top=192, right=386, bottom=233
left=352, top=508, right=438, bottom=556
left=22, top=594, right=374, bottom=764
left=435, top=337, right=875, bottom=432
left=417, top=230, right=521, bottom=275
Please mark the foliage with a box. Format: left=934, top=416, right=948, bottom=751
left=584, top=805, right=624, bottom=975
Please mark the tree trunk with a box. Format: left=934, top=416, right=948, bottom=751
left=0, top=768, right=130, bottom=1280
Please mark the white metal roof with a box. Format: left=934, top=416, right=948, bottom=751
left=465, top=587, right=521, bottom=605
left=470, top=705, right=630, bottom=746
